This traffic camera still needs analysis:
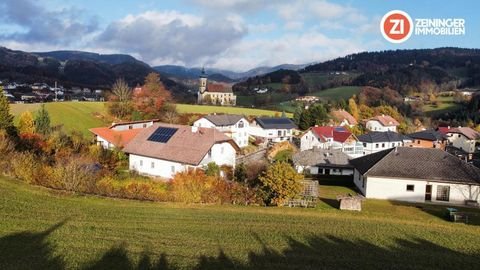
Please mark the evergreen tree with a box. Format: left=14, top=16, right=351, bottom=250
left=234, top=163, right=247, bottom=183
left=0, top=89, right=14, bottom=131
left=35, top=104, right=51, bottom=135
left=299, top=108, right=312, bottom=130
left=293, top=105, right=303, bottom=125
left=309, top=104, right=329, bottom=126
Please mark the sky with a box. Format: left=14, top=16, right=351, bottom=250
left=0, top=0, right=478, bottom=71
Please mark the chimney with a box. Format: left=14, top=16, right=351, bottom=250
left=192, top=126, right=198, bottom=133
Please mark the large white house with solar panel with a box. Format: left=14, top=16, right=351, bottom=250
left=248, top=117, right=297, bottom=143
left=123, top=123, right=239, bottom=179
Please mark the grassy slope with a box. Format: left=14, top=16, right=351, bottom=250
left=176, top=104, right=291, bottom=117
left=1, top=177, right=479, bottom=269
left=311, top=86, right=361, bottom=101
left=11, top=102, right=108, bottom=136
left=423, top=96, right=462, bottom=116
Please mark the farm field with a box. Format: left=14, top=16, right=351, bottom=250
left=10, top=102, right=108, bottom=136
left=1, top=177, right=479, bottom=269
left=10, top=102, right=290, bottom=135
left=423, top=96, right=463, bottom=116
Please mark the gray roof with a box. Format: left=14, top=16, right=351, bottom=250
left=350, top=147, right=480, bottom=184
left=293, top=148, right=352, bottom=168
left=203, top=114, right=245, bottom=126
left=255, top=117, right=297, bottom=129
left=358, top=131, right=410, bottom=143
left=408, top=129, right=446, bottom=141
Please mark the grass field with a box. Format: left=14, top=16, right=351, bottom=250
left=10, top=102, right=289, bottom=136
left=423, top=96, right=462, bottom=116
left=311, top=86, right=362, bottom=101
left=10, top=102, right=108, bottom=136
left=1, top=177, right=479, bottom=269
left=176, top=104, right=291, bottom=117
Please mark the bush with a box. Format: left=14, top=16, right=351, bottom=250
left=11, top=152, right=45, bottom=185
left=259, top=162, right=304, bottom=206
left=204, top=162, right=220, bottom=177
left=96, top=177, right=168, bottom=201
left=52, top=156, right=100, bottom=193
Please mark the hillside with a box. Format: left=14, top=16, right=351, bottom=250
left=0, top=47, right=181, bottom=92
left=1, top=176, right=479, bottom=269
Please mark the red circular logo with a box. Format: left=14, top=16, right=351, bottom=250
left=380, top=10, right=413, bottom=43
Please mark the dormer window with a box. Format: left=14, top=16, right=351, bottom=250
left=238, top=121, right=244, bottom=128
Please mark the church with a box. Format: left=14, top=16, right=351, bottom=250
left=197, top=68, right=236, bottom=106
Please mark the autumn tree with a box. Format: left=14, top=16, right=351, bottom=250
left=35, top=104, right=51, bottom=135
left=133, top=73, right=171, bottom=118
left=18, top=111, right=36, bottom=134
left=160, top=103, right=179, bottom=124
left=348, top=96, right=359, bottom=120
left=0, top=89, right=14, bottom=132
left=108, top=78, right=132, bottom=119
left=259, top=162, right=303, bottom=206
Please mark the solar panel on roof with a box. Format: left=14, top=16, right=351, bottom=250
left=147, top=127, right=178, bottom=143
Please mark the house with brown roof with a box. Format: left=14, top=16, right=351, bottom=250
left=123, top=123, right=239, bottom=179
left=300, top=126, right=363, bottom=157
left=440, top=126, right=480, bottom=154
left=365, top=114, right=400, bottom=132
left=89, top=119, right=159, bottom=149
left=330, top=110, right=358, bottom=127
left=406, top=129, right=447, bottom=150
left=350, top=147, right=480, bottom=205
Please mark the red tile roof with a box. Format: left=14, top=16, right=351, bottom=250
left=311, top=126, right=353, bottom=143
left=89, top=127, right=142, bottom=148
left=330, top=110, right=358, bottom=125
left=123, top=123, right=239, bottom=165
left=207, top=83, right=233, bottom=93
left=368, top=115, right=399, bottom=126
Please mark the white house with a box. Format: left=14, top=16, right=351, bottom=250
left=300, top=126, right=363, bottom=158
left=357, top=131, right=411, bottom=156
left=293, top=148, right=353, bottom=176
left=365, top=115, right=399, bottom=132
left=123, top=123, right=239, bottom=179
left=330, top=110, right=358, bottom=127
left=89, top=120, right=159, bottom=149
left=350, top=147, right=480, bottom=205
left=249, top=117, right=297, bottom=143
left=440, top=126, right=480, bottom=154
left=193, top=114, right=249, bottom=148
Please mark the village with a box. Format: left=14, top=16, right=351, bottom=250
left=87, top=72, right=480, bottom=209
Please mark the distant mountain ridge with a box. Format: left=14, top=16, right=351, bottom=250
left=34, top=50, right=150, bottom=66
left=153, top=63, right=309, bottom=81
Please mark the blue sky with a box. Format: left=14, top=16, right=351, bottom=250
left=0, top=0, right=478, bottom=71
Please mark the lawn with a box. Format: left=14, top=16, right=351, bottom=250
left=10, top=102, right=108, bottom=136
left=1, top=177, right=479, bottom=269
left=311, top=86, right=362, bottom=101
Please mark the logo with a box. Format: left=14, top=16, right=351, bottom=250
left=380, top=10, right=466, bottom=44
left=380, top=10, right=413, bottom=43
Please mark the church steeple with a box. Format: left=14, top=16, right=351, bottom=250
left=199, top=66, right=207, bottom=94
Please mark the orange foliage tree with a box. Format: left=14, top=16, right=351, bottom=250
left=133, top=73, right=171, bottom=119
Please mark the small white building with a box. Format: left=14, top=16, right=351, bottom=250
left=443, top=127, right=480, bottom=154
left=123, top=123, right=239, bottom=179
left=193, top=114, right=249, bottom=148
left=300, top=126, right=363, bottom=158
left=249, top=117, right=297, bottom=143
left=357, top=131, right=411, bottom=156
left=365, top=115, right=400, bottom=132
left=350, top=147, right=480, bottom=205
left=293, top=148, right=353, bottom=176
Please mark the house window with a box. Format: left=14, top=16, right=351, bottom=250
left=129, top=125, right=133, bottom=130
left=140, top=160, right=143, bottom=167
left=381, top=143, right=385, bottom=148
left=278, top=130, right=282, bottom=136
left=406, top=185, right=414, bottom=192
left=417, top=140, right=421, bottom=144
left=458, top=134, right=461, bottom=138
left=436, top=185, right=450, bottom=201
left=375, top=143, right=379, bottom=148
left=151, top=162, right=155, bottom=169
left=171, top=166, right=175, bottom=173
left=208, top=149, right=212, bottom=158
left=238, top=121, right=244, bottom=128
left=143, top=124, right=147, bottom=128
left=363, top=143, right=367, bottom=147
